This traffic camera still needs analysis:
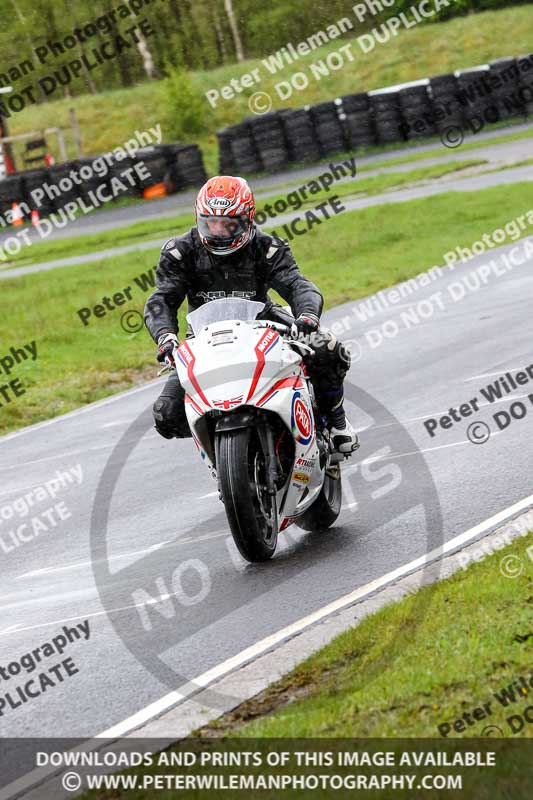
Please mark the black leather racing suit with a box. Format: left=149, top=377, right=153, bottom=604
left=144, top=226, right=350, bottom=439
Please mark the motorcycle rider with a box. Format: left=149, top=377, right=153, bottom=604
left=144, top=175, right=359, bottom=456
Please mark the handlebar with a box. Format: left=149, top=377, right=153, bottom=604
left=256, top=320, right=291, bottom=335
left=255, top=320, right=315, bottom=355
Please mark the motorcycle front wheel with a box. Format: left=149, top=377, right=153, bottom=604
left=296, top=465, right=342, bottom=531
left=217, top=427, right=278, bottom=562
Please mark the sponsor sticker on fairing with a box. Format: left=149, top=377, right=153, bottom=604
left=291, top=390, right=313, bottom=445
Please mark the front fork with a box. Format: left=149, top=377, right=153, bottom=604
left=257, top=419, right=279, bottom=537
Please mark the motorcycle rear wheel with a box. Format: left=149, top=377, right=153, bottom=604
left=217, top=427, right=278, bottom=562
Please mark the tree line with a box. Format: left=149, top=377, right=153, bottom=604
left=0, top=0, right=524, bottom=102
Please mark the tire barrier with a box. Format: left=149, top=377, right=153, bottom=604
left=370, top=90, right=404, bottom=145
left=309, top=101, right=347, bottom=156
left=219, top=121, right=263, bottom=175
left=0, top=174, right=24, bottom=222
left=428, top=73, right=465, bottom=134
left=340, top=92, right=376, bottom=149
left=279, top=108, right=321, bottom=163
left=518, top=53, right=533, bottom=116
left=217, top=53, right=533, bottom=176
left=1, top=143, right=207, bottom=223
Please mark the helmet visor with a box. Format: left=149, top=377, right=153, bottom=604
left=197, top=214, right=249, bottom=253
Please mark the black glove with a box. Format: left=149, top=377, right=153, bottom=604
left=157, top=333, right=178, bottom=365
left=290, top=313, right=320, bottom=341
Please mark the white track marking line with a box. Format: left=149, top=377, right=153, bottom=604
left=464, top=369, right=525, bottom=381
left=0, top=624, right=21, bottom=635
left=0, top=435, right=158, bottom=472
left=198, top=491, right=219, bottom=499
left=0, top=529, right=225, bottom=626
left=0, top=378, right=162, bottom=445
left=15, top=542, right=174, bottom=578
left=14, top=532, right=229, bottom=579
left=0, top=448, right=88, bottom=472
left=96, top=492, right=533, bottom=739
left=352, top=393, right=528, bottom=436
left=361, top=429, right=506, bottom=462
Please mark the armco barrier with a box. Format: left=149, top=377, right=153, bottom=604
left=2, top=143, right=207, bottom=222
left=217, top=53, right=533, bottom=176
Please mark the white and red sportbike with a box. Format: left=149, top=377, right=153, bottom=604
left=173, top=298, right=345, bottom=562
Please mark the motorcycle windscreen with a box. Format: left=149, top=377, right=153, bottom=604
left=186, top=297, right=265, bottom=336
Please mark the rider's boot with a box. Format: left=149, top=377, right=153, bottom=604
left=328, top=402, right=360, bottom=457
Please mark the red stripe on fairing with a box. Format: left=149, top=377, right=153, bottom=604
left=184, top=393, right=203, bottom=416
left=178, top=341, right=211, bottom=408
left=256, top=376, right=304, bottom=407
left=246, top=330, right=280, bottom=402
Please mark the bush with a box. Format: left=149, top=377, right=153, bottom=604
left=161, top=67, right=209, bottom=141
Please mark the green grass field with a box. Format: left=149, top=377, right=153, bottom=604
left=0, top=158, right=486, bottom=269
left=1, top=180, right=533, bottom=435
left=7, top=6, right=533, bottom=173
left=208, top=532, right=533, bottom=739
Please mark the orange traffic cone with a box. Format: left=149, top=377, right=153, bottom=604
left=12, top=202, right=24, bottom=226
left=31, top=209, right=40, bottom=226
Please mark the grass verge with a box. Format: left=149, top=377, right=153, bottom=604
left=1, top=158, right=487, bottom=270
left=1, top=180, right=532, bottom=435
left=202, top=532, right=533, bottom=738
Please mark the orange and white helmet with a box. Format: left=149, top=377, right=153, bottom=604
left=195, top=175, right=256, bottom=256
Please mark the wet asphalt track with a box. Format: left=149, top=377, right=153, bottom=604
left=1, top=231, right=532, bottom=758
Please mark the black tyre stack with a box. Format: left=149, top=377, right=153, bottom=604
left=489, top=57, right=526, bottom=121
left=428, top=73, right=464, bottom=134
left=135, top=147, right=171, bottom=192
left=218, top=129, right=237, bottom=174
left=47, top=161, right=85, bottom=210
left=279, top=108, right=321, bottom=164
left=108, top=156, right=142, bottom=198
left=22, top=168, right=55, bottom=217
left=164, top=144, right=207, bottom=189
left=0, top=174, right=25, bottom=221
left=370, top=91, right=405, bottom=144
left=250, top=113, right=289, bottom=173
left=518, top=53, right=533, bottom=116
left=399, top=84, right=436, bottom=140
left=77, top=156, right=111, bottom=203
left=456, top=68, right=498, bottom=126
left=340, top=93, right=376, bottom=149
left=309, top=101, right=347, bottom=156
left=220, top=121, right=263, bottom=175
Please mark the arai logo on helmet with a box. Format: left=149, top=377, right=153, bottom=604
left=291, top=391, right=313, bottom=445
left=208, top=197, right=231, bottom=209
